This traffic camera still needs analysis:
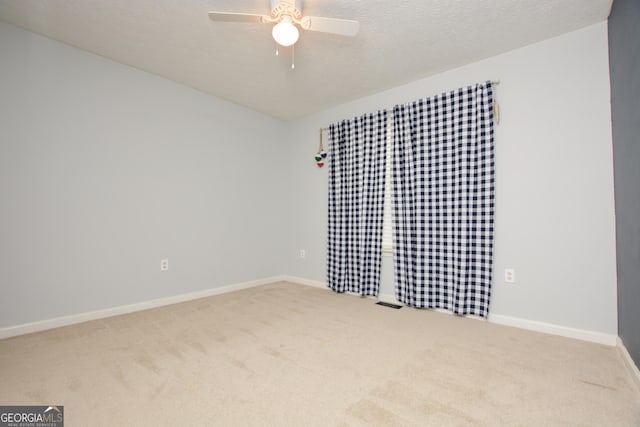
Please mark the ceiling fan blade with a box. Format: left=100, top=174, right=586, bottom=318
left=208, top=11, right=267, bottom=24
left=300, top=16, right=359, bottom=37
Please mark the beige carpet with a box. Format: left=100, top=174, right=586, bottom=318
left=1, top=281, right=639, bottom=426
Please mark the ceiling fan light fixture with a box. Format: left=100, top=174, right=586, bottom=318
left=272, top=16, right=299, bottom=47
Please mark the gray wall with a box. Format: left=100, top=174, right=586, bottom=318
left=0, top=22, right=287, bottom=327
left=0, top=19, right=620, bottom=342
left=285, top=22, right=618, bottom=336
left=609, top=0, right=640, bottom=367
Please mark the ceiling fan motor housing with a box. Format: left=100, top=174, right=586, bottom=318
left=270, top=0, right=303, bottom=22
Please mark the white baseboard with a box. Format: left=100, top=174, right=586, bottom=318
left=0, top=276, right=286, bottom=340
left=290, top=280, right=618, bottom=346
left=283, top=275, right=327, bottom=289
left=617, top=337, right=640, bottom=392
left=381, top=290, right=616, bottom=346
left=488, top=314, right=617, bottom=346
left=0, top=275, right=621, bottom=350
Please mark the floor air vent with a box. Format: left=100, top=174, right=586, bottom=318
left=376, top=301, right=402, bottom=309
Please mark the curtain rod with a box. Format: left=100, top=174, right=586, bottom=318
left=319, top=80, right=500, bottom=132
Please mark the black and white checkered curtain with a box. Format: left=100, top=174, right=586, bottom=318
left=392, top=82, right=495, bottom=317
left=327, top=111, right=387, bottom=296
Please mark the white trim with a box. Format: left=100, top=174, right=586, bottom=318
left=290, top=278, right=617, bottom=346
left=283, top=275, right=326, bottom=289
left=0, top=276, right=286, bottom=340
left=1, top=275, right=621, bottom=349
left=383, top=292, right=616, bottom=345
left=488, top=314, right=617, bottom=346
left=617, top=337, right=640, bottom=392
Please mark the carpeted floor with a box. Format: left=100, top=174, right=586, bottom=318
left=1, top=281, right=639, bottom=426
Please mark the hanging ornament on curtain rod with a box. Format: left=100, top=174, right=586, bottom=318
left=315, top=128, right=327, bottom=167
left=491, top=80, right=500, bottom=124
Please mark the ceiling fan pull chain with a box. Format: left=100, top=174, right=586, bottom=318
left=291, top=45, right=295, bottom=69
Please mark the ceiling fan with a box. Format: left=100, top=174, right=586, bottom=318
left=208, top=0, right=360, bottom=48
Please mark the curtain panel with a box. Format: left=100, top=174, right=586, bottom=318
left=327, top=111, right=388, bottom=296
left=392, top=82, right=495, bottom=317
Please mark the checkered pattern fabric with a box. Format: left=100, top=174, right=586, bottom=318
left=391, top=82, right=495, bottom=317
left=327, top=111, right=388, bottom=296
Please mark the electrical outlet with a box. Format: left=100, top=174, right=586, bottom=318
left=504, top=268, right=515, bottom=283
left=160, top=259, right=169, bottom=271
left=299, top=249, right=306, bottom=259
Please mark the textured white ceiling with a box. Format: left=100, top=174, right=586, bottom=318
left=0, top=0, right=612, bottom=120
